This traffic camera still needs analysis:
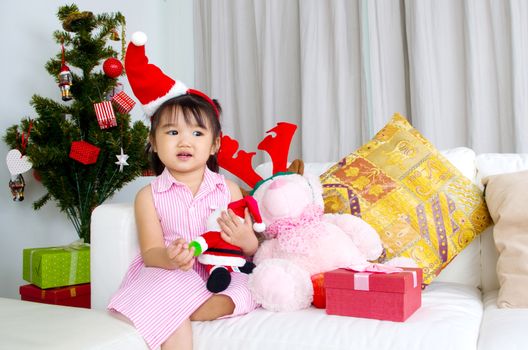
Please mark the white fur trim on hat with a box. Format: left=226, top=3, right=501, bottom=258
left=142, top=80, right=189, bottom=117
left=198, top=254, right=246, bottom=267
left=253, top=222, right=266, bottom=233
left=193, top=236, right=208, bottom=252
left=131, top=31, right=148, bottom=46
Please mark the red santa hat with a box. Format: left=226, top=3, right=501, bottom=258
left=228, top=196, right=266, bottom=233
left=125, top=31, right=219, bottom=118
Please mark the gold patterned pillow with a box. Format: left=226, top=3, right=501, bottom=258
left=320, top=113, right=492, bottom=284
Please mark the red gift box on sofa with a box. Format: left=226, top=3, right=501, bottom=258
left=20, top=283, right=91, bottom=309
left=324, top=267, right=422, bottom=322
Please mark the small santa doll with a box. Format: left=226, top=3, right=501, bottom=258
left=190, top=196, right=266, bottom=293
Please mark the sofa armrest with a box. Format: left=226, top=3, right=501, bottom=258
left=91, top=203, right=139, bottom=310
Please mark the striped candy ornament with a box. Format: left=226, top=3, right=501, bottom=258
left=111, top=91, right=136, bottom=114
left=94, top=101, right=117, bottom=129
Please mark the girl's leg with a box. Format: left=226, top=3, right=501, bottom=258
left=161, top=318, right=193, bottom=350
left=190, top=295, right=235, bottom=321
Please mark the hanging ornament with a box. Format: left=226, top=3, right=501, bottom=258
left=103, top=57, right=123, bottom=78
left=115, top=148, right=129, bottom=172
left=58, top=42, right=73, bottom=101
left=142, top=169, right=156, bottom=177
left=9, top=174, right=25, bottom=201
left=109, top=28, right=120, bottom=41
left=33, top=169, right=41, bottom=183
left=94, top=101, right=117, bottom=129
left=6, top=121, right=33, bottom=176
left=69, top=140, right=100, bottom=165
left=112, top=91, right=136, bottom=113
left=6, top=149, right=32, bottom=176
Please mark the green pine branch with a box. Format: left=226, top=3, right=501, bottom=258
left=3, top=5, right=149, bottom=243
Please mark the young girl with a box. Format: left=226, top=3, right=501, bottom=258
left=108, top=32, right=259, bottom=350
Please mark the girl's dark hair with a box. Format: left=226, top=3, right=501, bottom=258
left=147, top=94, right=222, bottom=176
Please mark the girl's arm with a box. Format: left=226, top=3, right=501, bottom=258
left=217, top=180, right=259, bottom=256
left=135, top=185, right=195, bottom=270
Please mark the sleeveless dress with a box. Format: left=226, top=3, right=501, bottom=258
left=108, top=168, right=258, bottom=349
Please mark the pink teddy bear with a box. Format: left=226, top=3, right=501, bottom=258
left=248, top=172, right=384, bottom=312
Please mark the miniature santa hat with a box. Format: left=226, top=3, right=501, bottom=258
left=125, top=31, right=219, bottom=118
left=228, top=196, right=266, bottom=233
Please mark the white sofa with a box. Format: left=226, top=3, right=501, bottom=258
left=1, top=147, right=527, bottom=349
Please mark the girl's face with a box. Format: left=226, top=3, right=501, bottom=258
left=151, top=108, right=219, bottom=179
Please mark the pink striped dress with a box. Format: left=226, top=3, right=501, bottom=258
left=108, top=168, right=259, bottom=349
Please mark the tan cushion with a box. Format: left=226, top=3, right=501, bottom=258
left=483, top=170, right=528, bottom=308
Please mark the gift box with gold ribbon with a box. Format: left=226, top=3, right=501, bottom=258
left=19, top=283, right=91, bottom=309
left=22, top=241, right=90, bottom=289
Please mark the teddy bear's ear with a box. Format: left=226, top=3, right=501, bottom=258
left=287, top=159, right=304, bottom=175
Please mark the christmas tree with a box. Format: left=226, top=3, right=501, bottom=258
left=3, top=4, right=149, bottom=243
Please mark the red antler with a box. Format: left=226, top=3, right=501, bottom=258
left=257, top=122, right=297, bottom=174
left=218, top=135, right=263, bottom=188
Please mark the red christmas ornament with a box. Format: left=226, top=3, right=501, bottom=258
left=69, top=141, right=100, bottom=165
left=33, top=169, right=41, bottom=182
left=141, top=169, right=156, bottom=177
left=103, top=58, right=123, bottom=78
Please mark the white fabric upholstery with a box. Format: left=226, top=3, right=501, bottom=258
left=431, top=148, right=482, bottom=287
left=0, top=297, right=147, bottom=350
left=478, top=291, right=528, bottom=350
left=91, top=203, right=140, bottom=310
left=476, top=153, right=528, bottom=183
left=193, top=283, right=483, bottom=350
left=2, top=147, right=528, bottom=349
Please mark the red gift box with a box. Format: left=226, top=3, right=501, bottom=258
left=69, top=140, right=100, bottom=165
left=94, top=100, right=117, bottom=129
left=111, top=91, right=136, bottom=114
left=20, top=283, right=91, bottom=309
left=311, top=273, right=326, bottom=309
left=324, top=267, right=422, bottom=322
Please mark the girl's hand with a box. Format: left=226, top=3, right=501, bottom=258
left=217, top=208, right=259, bottom=255
left=167, top=238, right=196, bottom=271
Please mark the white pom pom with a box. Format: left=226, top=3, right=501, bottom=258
left=253, top=222, right=266, bottom=233
left=131, top=32, right=148, bottom=46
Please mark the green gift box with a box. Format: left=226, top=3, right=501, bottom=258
left=23, top=242, right=90, bottom=289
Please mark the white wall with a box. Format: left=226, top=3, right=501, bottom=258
left=0, top=0, right=194, bottom=299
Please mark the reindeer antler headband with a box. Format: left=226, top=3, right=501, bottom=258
left=125, top=32, right=219, bottom=118
left=218, top=122, right=297, bottom=191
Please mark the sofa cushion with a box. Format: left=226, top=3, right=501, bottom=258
left=478, top=290, right=528, bottom=350
left=476, top=153, right=528, bottom=293
left=475, top=153, right=528, bottom=187
left=0, top=297, right=146, bottom=349
left=482, top=170, right=528, bottom=308
left=91, top=203, right=140, bottom=310
left=319, top=113, right=492, bottom=285
left=193, top=282, right=483, bottom=350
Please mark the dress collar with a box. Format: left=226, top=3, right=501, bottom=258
left=154, top=167, right=226, bottom=195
